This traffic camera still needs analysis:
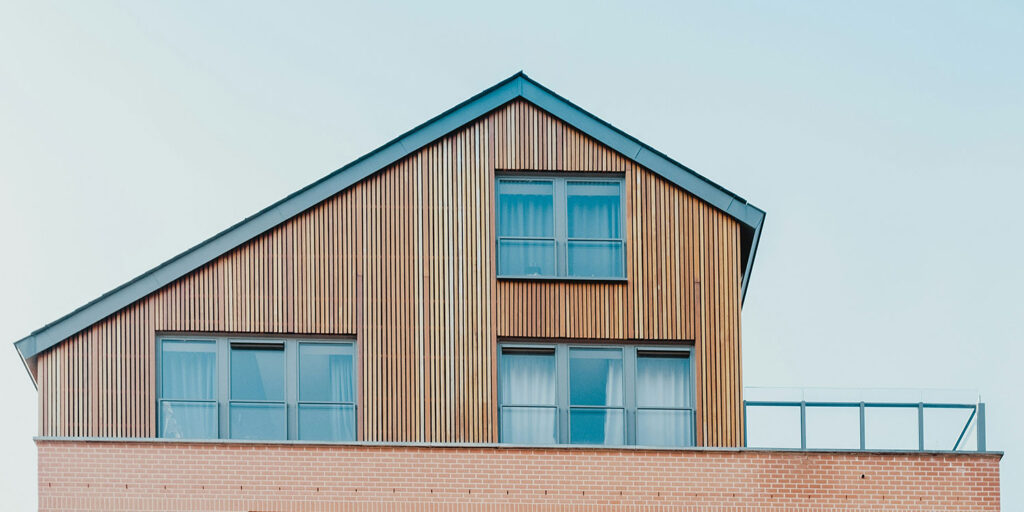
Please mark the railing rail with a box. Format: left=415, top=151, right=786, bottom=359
left=743, top=391, right=986, bottom=452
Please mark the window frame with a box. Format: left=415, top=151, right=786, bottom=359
left=496, top=174, right=627, bottom=281
left=156, top=334, right=358, bottom=441
left=497, top=342, right=695, bottom=447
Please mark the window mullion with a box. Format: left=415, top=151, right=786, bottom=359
left=286, top=340, right=298, bottom=440
left=554, top=178, right=568, bottom=276
left=155, top=340, right=162, bottom=436
left=218, top=337, right=229, bottom=439
left=557, top=345, right=569, bottom=443
left=614, top=179, right=622, bottom=276
left=625, top=346, right=637, bottom=445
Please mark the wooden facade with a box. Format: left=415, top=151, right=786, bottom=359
left=35, top=99, right=745, bottom=446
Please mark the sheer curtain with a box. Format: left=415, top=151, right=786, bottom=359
left=161, top=344, right=216, bottom=438
left=163, top=349, right=216, bottom=398
left=567, top=182, right=621, bottom=239
left=566, top=182, right=623, bottom=277
left=328, top=353, right=356, bottom=441
left=500, top=353, right=556, bottom=444
left=636, top=356, right=692, bottom=446
left=497, top=181, right=555, bottom=276
left=498, top=182, right=554, bottom=237
left=603, top=359, right=625, bottom=444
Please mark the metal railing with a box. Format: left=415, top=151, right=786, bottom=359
left=743, top=388, right=987, bottom=452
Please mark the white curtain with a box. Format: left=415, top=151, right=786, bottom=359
left=498, top=182, right=554, bottom=237
left=567, top=184, right=621, bottom=239
left=161, top=346, right=216, bottom=438
left=498, top=182, right=556, bottom=276
left=603, top=360, right=625, bottom=444
left=636, top=356, right=692, bottom=446
left=328, top=354, right=355, bottom=441
left=566, top=182, right=622, bottom=277
left=501, top=353, right=556, bottom=443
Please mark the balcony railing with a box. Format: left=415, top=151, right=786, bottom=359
left=743, top=387, right=986, bottom=452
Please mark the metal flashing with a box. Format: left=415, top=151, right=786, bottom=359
left=13, top=72, right=765, bottom=371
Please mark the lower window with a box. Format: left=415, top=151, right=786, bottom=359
left=158, top=336, right=356, bottom=441
left=498, top=343, right=694, bottom=447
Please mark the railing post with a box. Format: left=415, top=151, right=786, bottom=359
left=917, top=402, right=925, bottom=451
left=743, top=401, right=748, bottom=447
left=799, top=401, right=807, bottom=450
left=859, top=402, right=866, bottom=450
left=977, top=403, right=987, bottom=452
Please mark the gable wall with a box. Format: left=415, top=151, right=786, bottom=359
left=36, top=99, right=744, bottom=446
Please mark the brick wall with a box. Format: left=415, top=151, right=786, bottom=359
left=37, top=438, right=1001, bottom=511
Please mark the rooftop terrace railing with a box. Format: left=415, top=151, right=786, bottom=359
left=743, top=387, right=986, bottom=452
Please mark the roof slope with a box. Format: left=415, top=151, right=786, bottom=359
left=13, top=72, right=765, bottom=368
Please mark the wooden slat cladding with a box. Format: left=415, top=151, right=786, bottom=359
left=36, top=99, right=744, bottom=446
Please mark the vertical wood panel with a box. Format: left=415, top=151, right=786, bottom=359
left=36, top=99, right=744, bottom=446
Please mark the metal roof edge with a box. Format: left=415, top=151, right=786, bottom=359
left=14, top=71, right=765, bottom=364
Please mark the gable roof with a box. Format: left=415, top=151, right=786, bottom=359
left=13, top=72, right=765, bottom=371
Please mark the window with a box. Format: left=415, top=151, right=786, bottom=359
left=298, top=343, right=357, bottom=441
left=498, top=343, right=694, bottom=447
left=497, top=176, right=624, bottom=279
left=157, top=336, right=356, bottom=441
left=499, top=348, right=558, bottom=444
left=635, top=351, right=694, bottom=446
left=158, top=340, right=217, bottom=439
left=229, top=343, right=286, bottom=440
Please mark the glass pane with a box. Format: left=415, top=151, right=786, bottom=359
left=500, top=407, right=557, bottom=444
left=806, top=406, right=861, bottom=449
left=637, top=409, right=694, bottom=447
left=567, top=181, right=621, bottom=239
left=500, top=351, right=556, bottom=406
left=924, top=407, right=976, bottom=451
left=231, top=345, right=285, bottom=401
left=744, top=405, right=802, bottom=449
left=569, top=348, right=623, bottom=406
left=567, top=241, right=623, bottom=278
left=299, top=343, right=355, bottom=403
left=159, top=401, right=217, bottom=439
left=497, top=181, right=554, bottom=237
left=636, top=354, right=691, bottom=408
left=498, top=239, right=555, bottom=276
left=569, top=408, right=625, bottom=445
left=230, top=402, right=286, bottom=440
left=864, top=406, right=920, bottom=450
left=298, top=404, right=356, bottom=441
left=161, top=340, right=216, bottom=400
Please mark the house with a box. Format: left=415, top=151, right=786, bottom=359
left=14, top=73, right=1000, bottom=511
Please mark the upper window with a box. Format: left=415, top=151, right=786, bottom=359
left=158, top=336, right=356, bottom=441
left=498, top=343, right=694, bottom=447
left=496, top=176, right=624, bottom=279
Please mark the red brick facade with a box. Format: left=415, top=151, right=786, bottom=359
left=37, top=438, right=1001, bottom=511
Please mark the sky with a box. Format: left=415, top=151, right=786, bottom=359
left=0, top=1, right=1021, bottom=509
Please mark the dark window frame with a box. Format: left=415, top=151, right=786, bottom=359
left=497, top=341, right=695, bottom=446
left=156, top=334, right=357, bottom=441
left=496, top=174, right=627, bottom=281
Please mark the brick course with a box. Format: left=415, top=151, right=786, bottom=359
left=37, top=439, right=1001, bottom=511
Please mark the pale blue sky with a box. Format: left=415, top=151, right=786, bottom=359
left=1, top=1, right=1021, bottom=509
